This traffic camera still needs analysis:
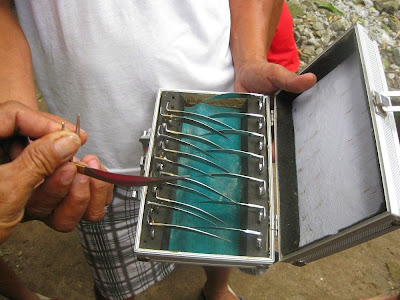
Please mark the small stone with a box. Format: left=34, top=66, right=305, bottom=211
left=374, top=0, right=400, bottom=14
left=17, top=251, right=22, bottom=257
left=331, top=18, right=348, bottom=32
left=314, top=0, right=331, bottom=5
left=351, top=14, right=360, bottom=23
left=297, top=25, right=305, bottom=31
left=387, top=73, right=395, bottom=80
left=382, top=58, right=391, bottom=69
left=287, top=0, right=305, bottom=18
left=303, top=46, right=316, bottom=57
left=313, top=21, right=325, bottom=31
left=393, top=47, right=400, bottom=65
left=383, top=17, right=389, bottom=25
left=364, top=0, right=374, bottom=7
left=316, top=48, right=324, bottom=55
left=302, top=0, right=314, bottom=9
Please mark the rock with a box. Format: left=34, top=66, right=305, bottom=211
left=287, top=0, right=305, bottom=18
left=291, top=0, right=399, bottom=89
left=302, top=0, right=314, bottom=9
left=363, top=0, right=374, bottom=7
left=313, top=0, right=331, bottom=5
left=330, top=18, right=348, bottom=32
left=374, top=0, right=400, bottom=14
left=394, top=47, right=400, bottom=65
left=303, top=46, right=316, bottom=57
left=382, top=58, right=391, bottom=69
left=388, top=17, right=400, bottom=32
left=313, top=21, right=325, bottom=31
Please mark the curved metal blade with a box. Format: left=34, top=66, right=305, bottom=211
left=147, top=201, right=217, bottom=225
left=155, top=193, right=228, bottom=226
left=209, top=112, right=265, bottom=122
left=155, top=156, right=214, bottom=178
left=194, top=226, right=262, bottom=237
left=162, top=148, right=230, bottom=173
left=159, top=171, right=237, bottom=204
left=149, top=222, right=231, bottom=242
left=165, top=102, right=234, bottom=129
left=195, top=200, right=266, bottom=217
left=161, top=125, right=223, bottom=149
left=156, top=130, right=216, bottom=159
left=208, top=172, right=266, bottom=195
left=161, top=113, right=232, bottom=141
left=163, top=182, right=216, bottom=202
left=206, top=149, right=264, bottom=169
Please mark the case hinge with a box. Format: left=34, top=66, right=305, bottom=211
left=372, top=90, right=400, bottom=118
left=273, top=215, right=279, bottom=237
left=270, top=109, right=274, bottom=127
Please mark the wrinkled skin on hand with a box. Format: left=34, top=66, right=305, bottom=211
left=0, top=101, right=113, bottom=243
left=234, top=56, right=317, bottom=95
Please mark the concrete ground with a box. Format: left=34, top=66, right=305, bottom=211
left=1, top=220, right=400, bottom=300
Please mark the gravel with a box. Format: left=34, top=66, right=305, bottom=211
left=288, top=0, right=400, bottom=90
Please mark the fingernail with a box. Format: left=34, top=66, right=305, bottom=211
left=87, top=159, right=99, bottom=168
left=54, top=135, right=81, bottom=160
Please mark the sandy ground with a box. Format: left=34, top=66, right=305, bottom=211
left=1, top=221, right=400, bottom=300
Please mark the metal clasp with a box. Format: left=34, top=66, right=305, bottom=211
left=373, top=91, right=400, bottom=118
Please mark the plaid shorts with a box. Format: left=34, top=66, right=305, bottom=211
left=77, top=186, right=175, bottom=300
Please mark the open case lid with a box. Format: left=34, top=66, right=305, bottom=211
left=275, top=23, right=400, bottom=265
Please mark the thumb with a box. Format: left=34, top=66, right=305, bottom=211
left=15, top=131, right=81, bottom=191
left=0, top=131, right=81, bottom=242
left=268, top=63, right=317, bottom=93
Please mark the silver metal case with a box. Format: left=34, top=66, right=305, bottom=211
left=275, top=23, right=400, bottom=265
left=135, top=24, right=400, bottom=267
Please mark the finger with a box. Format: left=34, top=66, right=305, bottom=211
left=284, top=72, right=317, bottom=93
left=268, top=64, right=317, bottom=93
left=45, top=165, right=91, bottom=232
left=0, top=132, right=77, bottom=239
left=0, top=101, right=87, bottom=144
left=81, top=155, right=113, bottom=222
left=7, top=130, right=81, bottom=204
left=25, top=162, right=76, bottom=219
left=40, top=111, right=88, bottom=144
left=9, top=135, right=29, bottom=160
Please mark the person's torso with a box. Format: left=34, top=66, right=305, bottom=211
left=15, top=0, right=235, bottom=173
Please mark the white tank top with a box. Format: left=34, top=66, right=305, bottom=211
left=15, top=0, right=235, bottom=174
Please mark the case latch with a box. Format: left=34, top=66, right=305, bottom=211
left=372, top=91, right=400, bottom=118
